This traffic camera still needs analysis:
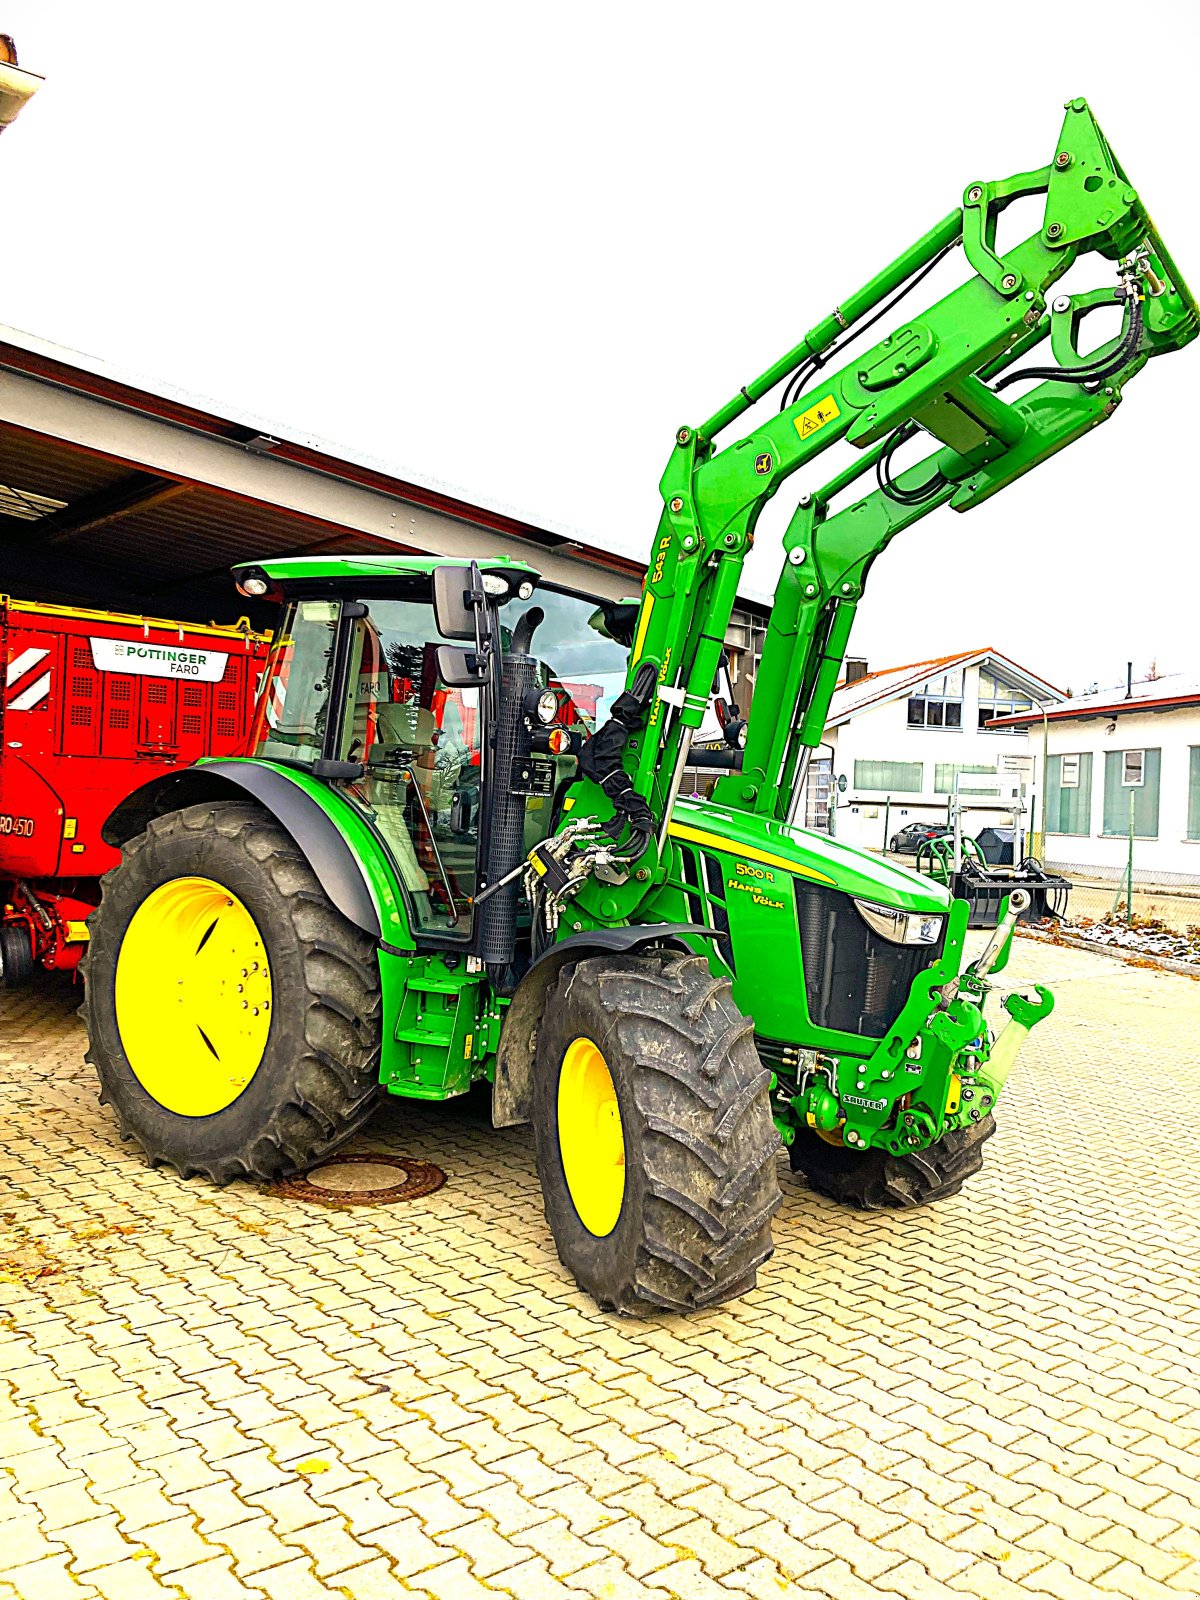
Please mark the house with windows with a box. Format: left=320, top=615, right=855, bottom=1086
left=988, top=671, right=1200, bottom=881
left=805, top=647, right=1064, bottom=852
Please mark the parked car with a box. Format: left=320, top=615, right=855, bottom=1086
left=889, top=821, right=950, bottom=854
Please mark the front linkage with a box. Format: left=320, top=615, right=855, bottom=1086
left=787, top=892, right=1054, bottom=1161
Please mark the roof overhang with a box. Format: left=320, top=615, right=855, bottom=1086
left=0, top=326, right=649, bottom=624
left=989, top=692, right=1200, bottom=728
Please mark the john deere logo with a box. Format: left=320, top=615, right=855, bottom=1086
left=754, top=453, right=773, bottom=475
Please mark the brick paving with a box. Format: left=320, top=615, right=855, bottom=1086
left=1, top=938, right=1198, bottom=1598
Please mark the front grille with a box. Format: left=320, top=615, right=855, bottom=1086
left=796, top=881, right=942, bottom=1038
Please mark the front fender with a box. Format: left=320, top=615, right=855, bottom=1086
left=102, top=760, right=401, bottom=943
left=492, top=923, right=720, bottom=1129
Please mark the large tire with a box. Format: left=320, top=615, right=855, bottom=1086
left=81, top=801, right=382, bottom=1183
left=531, top=950, right=782, bottom=1314
left=789, top=1115, right=994, bottom=1209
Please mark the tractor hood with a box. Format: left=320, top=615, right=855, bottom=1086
left=668, top=798, right=952, bottom=915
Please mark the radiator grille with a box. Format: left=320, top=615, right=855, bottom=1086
left=795, top=881, right=943, bottom=1038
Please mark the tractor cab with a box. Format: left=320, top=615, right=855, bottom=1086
left=234, top=555, right=629, bottom=957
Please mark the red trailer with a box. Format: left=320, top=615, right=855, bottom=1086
left=0, top=597, right=271, bottom=983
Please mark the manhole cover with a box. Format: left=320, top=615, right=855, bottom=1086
left=268, top=1153, right=446, bottom=1208
left=309, top=1161, right=409, bottom=1193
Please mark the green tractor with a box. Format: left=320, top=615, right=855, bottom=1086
left=83, top=101, right=1195, bottom=1312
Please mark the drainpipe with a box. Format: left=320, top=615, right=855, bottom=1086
left=1027, top=695, right=1050, bottom=861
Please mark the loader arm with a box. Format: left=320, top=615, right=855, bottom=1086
left=575, top=98, right=1195, bottom=891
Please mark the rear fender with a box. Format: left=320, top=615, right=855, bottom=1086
left=102, top=761, right=399, bottom=943
left=492, top=923, right=720, bottom=1128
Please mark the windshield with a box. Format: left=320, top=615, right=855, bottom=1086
left=501, top=585, right=629, bottom=732
left=246, top=580, right=631, bottom=942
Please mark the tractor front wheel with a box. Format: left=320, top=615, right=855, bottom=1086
left=789, top=1115, right=994, bottom=1208
left=532, top=950, right=781, bottom=1314
left=82, top=801, right=382, bottom=1183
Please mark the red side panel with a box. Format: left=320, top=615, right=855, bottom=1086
left=2, top=599, right=271, bottom=972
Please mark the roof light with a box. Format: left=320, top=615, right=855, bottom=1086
left=236, top=573, right=270, bottom=597
left=517, top=580, right=535, bottom=600
left=481, top=574, right=510, bottom=597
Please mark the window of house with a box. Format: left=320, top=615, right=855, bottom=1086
left=978, top=669, right=1034, bottom=731
left=1103, top=748, right=1160, bottom=838
left=1047, top=752, right=1092, bottom=836
left=907, top=669, right=963, bottom=729
left=935, top=762, right=996, bottom=795
left=853, top=759, right=923, bottom=793
left=1189, top=748, right=1200, bottom=842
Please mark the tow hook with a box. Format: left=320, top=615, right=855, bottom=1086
left=979, top=985, right=1055, bottom=1100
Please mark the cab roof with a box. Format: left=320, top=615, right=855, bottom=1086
left=238, top=553, right=541, bottom=586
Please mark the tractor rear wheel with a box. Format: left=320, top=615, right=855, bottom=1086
left=789, top=1115, right=994, bottom=1208
left=82, top=801, right=382, bottom=1183
left=531, top=950, right=781, bottom=1314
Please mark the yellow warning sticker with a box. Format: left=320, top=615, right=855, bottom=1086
left=794, top=394, right=841, bottom=441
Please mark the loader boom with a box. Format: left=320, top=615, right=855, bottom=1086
left=577, top=99, right=1196, bottom=896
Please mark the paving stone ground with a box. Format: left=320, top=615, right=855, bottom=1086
left=2, top=937, right=1199, bottom=1598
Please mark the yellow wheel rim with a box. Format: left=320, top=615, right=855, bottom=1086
left=114, top=876, right=272, bottom=1117
left=557, top=1035, right=625, bottom=1237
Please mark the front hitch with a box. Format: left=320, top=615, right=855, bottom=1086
left=977, top=985, right=1055, bottom=1102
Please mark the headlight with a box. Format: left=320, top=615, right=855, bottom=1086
left=853, top=898, right=944, bottom=946
left=534, top=688, right=559, bottom=725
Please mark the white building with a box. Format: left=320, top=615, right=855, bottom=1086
left=989, top=672, right=1200, bottom=882
left=808, top=647, right=1064, bottom=853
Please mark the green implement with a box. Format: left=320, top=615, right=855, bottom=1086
left=83, top=101, right=1195, bottom=1312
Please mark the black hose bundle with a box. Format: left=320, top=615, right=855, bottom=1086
left=578, top=661, right=659, bottom=847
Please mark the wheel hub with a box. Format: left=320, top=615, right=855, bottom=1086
left=557, top=1035, right=626, bottom=1237
left=114, top=876, right=272, bottom=1117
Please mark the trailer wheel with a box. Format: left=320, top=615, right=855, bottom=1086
left=0, top=922, right=36, bottom=987
left=789, top=1115, right=994, bottom=1208
left=531, top=950, right=781, bottom=1314
left=82, top=801, right=381, bottom=1183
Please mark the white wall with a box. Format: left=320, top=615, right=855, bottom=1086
left=1043, top=707, right=1200, bottom=881
left=824, top=664, right=1037, bottom=852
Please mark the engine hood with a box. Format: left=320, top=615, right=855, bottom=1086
left=668, top=798, right=953, bottom=915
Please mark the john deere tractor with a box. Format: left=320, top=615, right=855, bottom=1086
left=84, top=101, right=1195, bottom=1312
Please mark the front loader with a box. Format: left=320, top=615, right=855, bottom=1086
left=82, top=101, right=1195, bottom=1312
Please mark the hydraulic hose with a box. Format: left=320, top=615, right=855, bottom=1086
left=993, top=290, right=1143, bottom=394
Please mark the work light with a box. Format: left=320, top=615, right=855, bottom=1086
left=853, top=899, right=943, bottom=946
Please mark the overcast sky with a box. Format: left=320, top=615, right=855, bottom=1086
left=2, top=1, right=1197, bottom=692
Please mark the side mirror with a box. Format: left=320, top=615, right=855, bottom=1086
left=433, top=564, right=481, bottom=641
left=436, top=644, right=490, bottom=688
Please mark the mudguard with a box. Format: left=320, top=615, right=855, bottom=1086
left=492, top=923, right=720, bottom=1128
left=102, top=761, right=382, bottom=940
